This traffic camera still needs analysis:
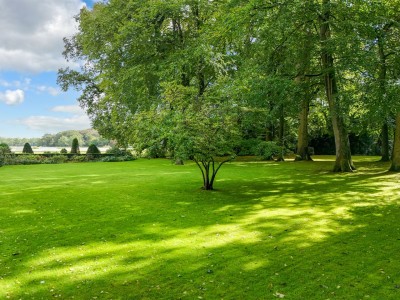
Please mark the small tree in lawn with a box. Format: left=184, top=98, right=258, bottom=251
left=22, top=142, right=34, bottom=154
left=70, top=138, right=80, bottom=154
left=184, top=108, right=240, bottom=190
left=133, top=84, right=241, bottom=191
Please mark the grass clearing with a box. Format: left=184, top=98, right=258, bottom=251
left=1, top=157, right=400, bottom=299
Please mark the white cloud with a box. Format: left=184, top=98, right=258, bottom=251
left=0, top=79, right=11, bottom=87
left=37, top=85, right=60, bottom=96
left=0, top=0, right=86, bottom=73
left=0, top=89, right=24, bottom=105
left=0, top=79, right=26, bottom=88
left=18, top=104, right=91, bottom=133
left=19, top=114, right=91, bottom=133
left=52, top=105, right=84, bottom=114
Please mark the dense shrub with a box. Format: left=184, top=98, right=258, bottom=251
left=70, top=155, right=87, bottom=163
left=236, top=138, right=261, bottom=156
left=0, top=143, right=12, bottom=166
left=101, top=155, right=136, bottom=162
left=144, top=144, right=167, bottom=158
left=102, top=146, right=135, bottom=161
left=14, top=154, right=42, bottom=165
left=106, top=146, right=130, bottom=156
left=60, top=148, right=68, bottom=154
left=0, top=143, right=11, bottom=153
left=22, top=142, right=34, bottom=154
left=70, top=138, right=80, bottom=154
left=44, top=155, right=69, bottom=164
left=86, top=144, right=101, bottom=160
left=255, top=141, right=282, bottom=160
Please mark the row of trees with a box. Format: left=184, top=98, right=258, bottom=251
left=58, top=0, right=400, bottom=189
left=0, top=129, right=111, bottom=147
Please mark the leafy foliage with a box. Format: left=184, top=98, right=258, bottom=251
left=104, top=146, right=136, bottom=162
left=56, top=0, right=400, bottom=174
left=22, top=143, right=34, bottom=154
left=0, top=129, right=111, bottom=147
left=255, top=141, right=282, bottom=161
left=0, top=143, right=12, bottom=167
left=58, top=0, right=242, bottom=189
left=70, top=138, right=80, bottom=154
left=86, top=144, right=101, bottom=160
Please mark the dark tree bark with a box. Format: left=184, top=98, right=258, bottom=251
left=380, top=122, right=390, bottom=162
left=295, top=96, right=312, bottom=161
left=265, top=125, right=275, bottom=142
left=294, top=26, right=313, bottom=162
left=276, top=105, right=285, bottom=162
left=390, top=113, right=400, bottom=171
left=192, top=156, right=233, bottom=190
left=377, top=32, right=390, bottom=162
left=319, top=0, right=355, bottom=172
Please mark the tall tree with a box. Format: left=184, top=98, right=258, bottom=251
left=318, top=0, right=355, bottom=172
left=59, top=0, right=240, bottom=190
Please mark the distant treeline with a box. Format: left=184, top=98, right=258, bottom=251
left=0, top=129, right=113, bottom=147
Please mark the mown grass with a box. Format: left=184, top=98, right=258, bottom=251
left=1, top=156, right=400, bottom=299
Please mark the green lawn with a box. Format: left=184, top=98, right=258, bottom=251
left=1, top=157, right=400, bottom=299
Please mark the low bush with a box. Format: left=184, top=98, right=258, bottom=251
left=44, top=155, right=69, bottom=164
left=144, top=144, right=167, bottom=158
left=22, top=143, right=34, bottom=154
left=106, top=146, right=129, bottom=156
left=14, top=154, right=43, bottom=165
left=101, top=155, right=136, bottom=162
left=236, top=138, right=262, bottom=156
left=105, top=146, right=136, bottom=161
left=254, top=141, right=282, bottom=160
left=86, top=144, right=101, bottom=160
left=69, top=155, right=87, bottom=163
left=0, top=143, right=12, bottom=166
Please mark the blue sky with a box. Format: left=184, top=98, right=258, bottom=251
left=0, top=0, right=98, bottom=138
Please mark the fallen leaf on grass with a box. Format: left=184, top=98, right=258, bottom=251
left=274, top=292, right=285, bottom=298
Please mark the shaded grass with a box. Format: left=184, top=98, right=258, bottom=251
left=1, top=157, right=400, bottom=299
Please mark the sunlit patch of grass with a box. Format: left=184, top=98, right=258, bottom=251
left=1, top=157, right=400, bottom=299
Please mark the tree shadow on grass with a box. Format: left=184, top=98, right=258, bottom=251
left=1, top=159, right=400, bottom=299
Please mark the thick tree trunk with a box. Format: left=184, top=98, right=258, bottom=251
left=319, top=0, right=355, bottom=172
left=331, top=114, right=354, bottom=172
left=294, top=24, right=313, bottom=162
left=389, top=113, right=400, bottom=171
left=276, top=106, right=285, bottom=162
left=380, top=122, right=390, bottom=162
left=377, top=34, right=390, bottom=162
left=295, top=97, right=312, bottom=161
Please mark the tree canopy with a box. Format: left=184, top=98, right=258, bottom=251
left=58, top=0, right=400, bottom=180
